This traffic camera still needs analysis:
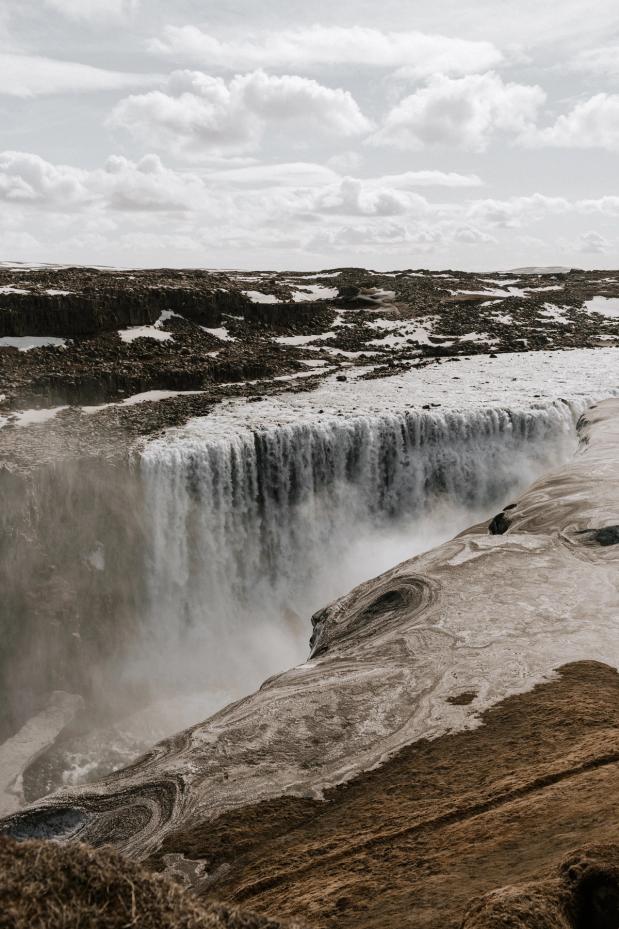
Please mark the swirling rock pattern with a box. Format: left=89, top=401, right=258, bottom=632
left=2, top=399, right=619, bottom=928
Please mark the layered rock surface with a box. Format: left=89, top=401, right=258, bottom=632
left=2, top=398, right=619, bottom=928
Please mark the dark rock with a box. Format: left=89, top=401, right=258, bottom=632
left=488, top=512, right=512, bottom=535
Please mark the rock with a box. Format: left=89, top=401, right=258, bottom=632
left=488, top=511, right=512, bottom=535
left=1, top=400, right=618, bottom=929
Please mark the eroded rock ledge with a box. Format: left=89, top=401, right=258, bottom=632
left=2, top=399, right=619, bottom=928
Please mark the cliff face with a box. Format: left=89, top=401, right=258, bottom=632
left=2, top=265, right=618, bottom=423
left=0, top=269, right=253, bottom=338
left=2, top=399, right=618, bottom=928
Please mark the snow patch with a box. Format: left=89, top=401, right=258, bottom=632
left=0, top=406, right=69, bottom=429
left=0, top=336, right=67, bottom=350
left=118, top=309, right=181, bottom=343
left=275, top=332, right=335, bottom=346
left=584, top=296, right=619, bottom=319
left=244, top=290, right=279, bottom=304
left=81, top=389, right=204, bottom=415
left=540, top=304, right=570, bottom=324
left=290, top=284, right=339, bottom=302
left=200, top=326, right=236, bottom=342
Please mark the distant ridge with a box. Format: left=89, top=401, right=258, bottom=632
left=509, top=265, right=572, bottom=274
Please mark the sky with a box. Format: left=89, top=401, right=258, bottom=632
left=1, top=0, right=619, bottom=270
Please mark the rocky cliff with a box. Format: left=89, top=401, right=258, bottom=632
left=2, top=398, right=618, bottom=928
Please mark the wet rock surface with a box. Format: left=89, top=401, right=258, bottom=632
left=2, top=398, right=618, bottom=928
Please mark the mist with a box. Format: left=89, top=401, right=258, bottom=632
left=3, top=400, right=582, bottom=797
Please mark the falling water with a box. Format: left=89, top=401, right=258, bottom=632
left=138, top=401, right=579, bottom=703
left=10, top=397, right=591, bottom=795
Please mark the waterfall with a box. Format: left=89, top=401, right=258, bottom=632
left=3, top=396, right=597, bottom=793
left=138, top=400, right=579, bottom=704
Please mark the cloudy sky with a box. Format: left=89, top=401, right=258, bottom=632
left=2, top=0, right=619, bottom=270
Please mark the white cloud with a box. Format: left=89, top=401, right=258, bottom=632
left=327, top=151, right=364, bottom=174
left=305, top=218, right=495, bottom=254
left=0, top=151, right=92, bottom=203
left=466, top=194, right=571, bottom=227
left=0, top=152, right=474, bottom=220
left=43, top=0, right=138, bottom=21
left=98, top=154, right=209, bottom=211
left=371, top=72, right=545, bottom=151
left=571, top=45, right=619, bottom=77
left=0, top=151, right=211, bottom=212
left=207, top=164, right=481, bottom=190
left=452, top=224, right=496, bottom=244
left=206, top=163, right=340, bottom=187
left=306, top=177, right=430, bottom=216
left=372, top=170, right=483, bottom=188
left=0, top=52, right=157, bottom=97
left=532, top=94, right=619, bottom=150
left=1, top=230, right=40, bottom=253
left=3, top=148, right=618, bottom=269
left=108, top=69, right=372, bottom=156
left=465, top=193, right=619, bottom=227
left=577, top=196, right=619, bottom=216
left=150, top=25, right=502, bottom=77
left=577, top=230, right=611, bottom=254
left=286, top=172, right=481, bottom=218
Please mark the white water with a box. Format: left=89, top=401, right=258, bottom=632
left=19, top=396, right=616, bottom=794
left=137, top=401, right=581, bottom=718
left=11, top=349, right=618, bottom=794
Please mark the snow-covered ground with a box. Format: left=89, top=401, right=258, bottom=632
left=0, top=406, right=69, bottom=428
left=200, top=325, right=236, bottom=341
left=118, top=310, right=180, bottom=343
left=243, top=290, right=279, bottom=304
left=173, top=348, right=619, bottom=441
left=540, top=304, right=570, bottom=324
left=584, top=296, right=619, bottom=318
left=0, top=390, right=204, bottom=427
left=291, top=284, right=339, bottom=301
left=0, top=336, right=67, bottom=350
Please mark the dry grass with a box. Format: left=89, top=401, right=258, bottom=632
left=150, top=662, right=619, bottom=929
left=463, top=844, right=619, bottom=928
left=0, top=836, right=300, bottom=929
